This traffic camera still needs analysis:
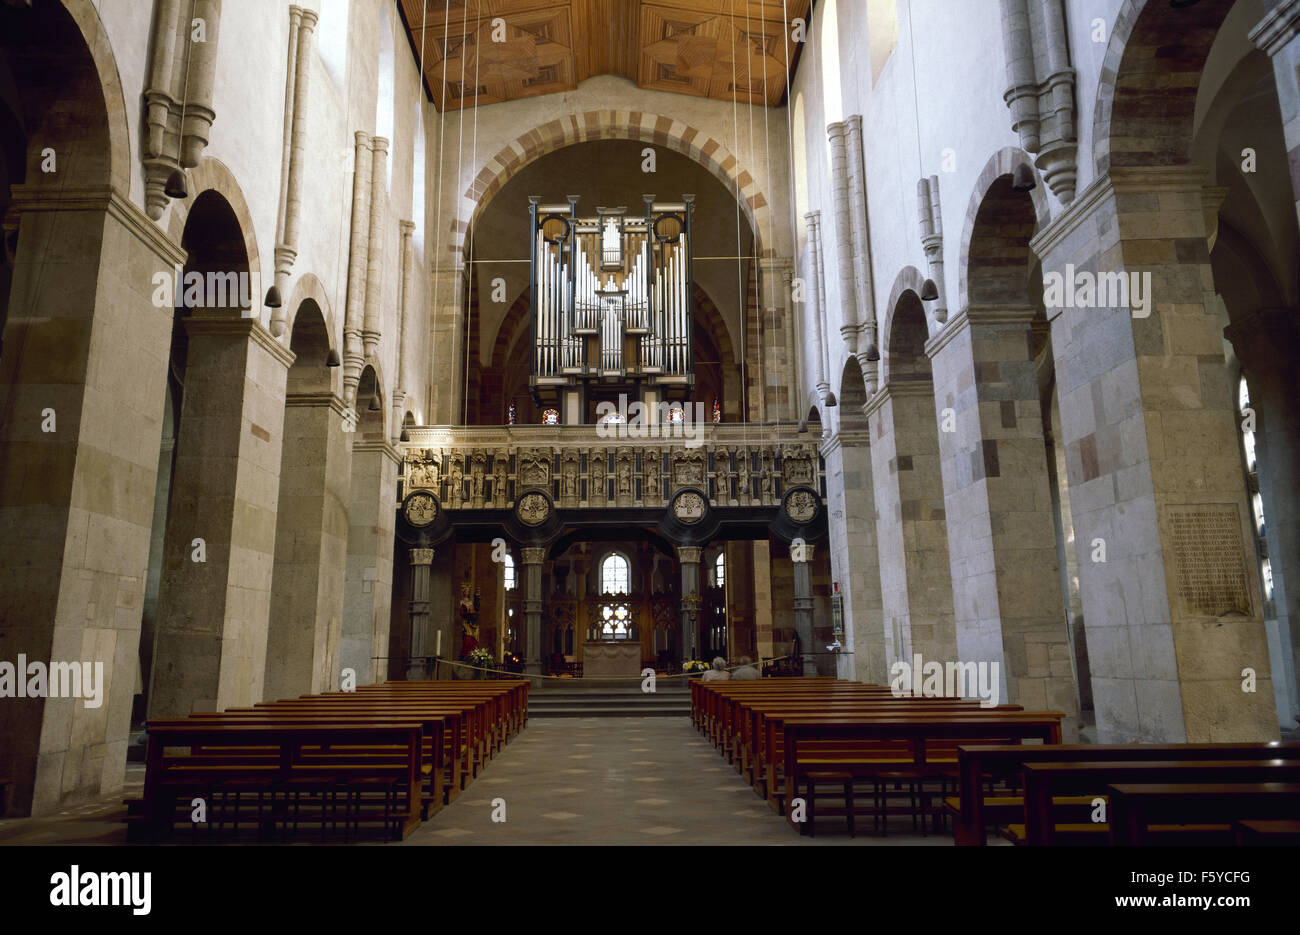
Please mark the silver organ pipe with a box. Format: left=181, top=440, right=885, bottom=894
left=530, top=197, right=691, bottom=385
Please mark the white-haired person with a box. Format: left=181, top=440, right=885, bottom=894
left=701, top=656, right=731, bottom=681
left=730, top=655, right=759, bottom=680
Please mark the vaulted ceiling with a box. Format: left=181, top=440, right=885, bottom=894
left=398, top=0, right=811, bottom=111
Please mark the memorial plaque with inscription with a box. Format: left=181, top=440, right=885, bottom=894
left=1165, top=504, right=1252, bottom=617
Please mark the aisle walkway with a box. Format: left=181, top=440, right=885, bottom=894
left=403, top=717, right=952, bottom=846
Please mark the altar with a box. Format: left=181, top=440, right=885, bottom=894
left=581, top=641, right=642, bottom=678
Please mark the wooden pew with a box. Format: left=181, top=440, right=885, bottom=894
left=777, top=713, right=1063, bottom=825
left=140, top=721, right=424, bottom=840
left=741, top=700, right=1021, bottom=795
left=1107, top=782, right=1300, bottom=845
left=1019, top=759, right=1300, bottom=845
left=185, top=710, right=447, bottom=816
left=1233, top=819, right=1300, bottom=845
left=950, top=741, right=1300, bottom=846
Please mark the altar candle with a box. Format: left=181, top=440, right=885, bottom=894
left=436, top=630, right=442, bottom=657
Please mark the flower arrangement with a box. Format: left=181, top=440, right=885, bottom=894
left=466, top=647, right=495, bottom=670
left=682, top=659, right=709, bottom=674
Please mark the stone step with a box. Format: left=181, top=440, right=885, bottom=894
left=527, top=705, right=690, bottom=718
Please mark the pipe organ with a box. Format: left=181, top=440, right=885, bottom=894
left=528, top=195, right=695, bottom=410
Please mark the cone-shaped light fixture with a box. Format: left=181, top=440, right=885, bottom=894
left=825, top=391, right=838, bottom=407
left=368, top=391, right=382, bottom=411
left=400, top=428, right=411, bottom=443
left=325, top=348, right=341, bottom=367
left=264, top=284, right=282, bottom=308
left=164, top=168, right=188, bottom=199
left=865, top=342, right=881, bottom=362
left=920, top=278, right=939, bottom=301
left=797, top=419, right=808, bottom=434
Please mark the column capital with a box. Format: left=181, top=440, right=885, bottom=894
left=410, top=548, right=434, bottom=566
left=521, top=546, right=547, bottom=565
left=676, top=545, right=703, bottom=564
left=1225, top=307, right=1300, bottom=370
left=184, top=315, right=298, bottom=369
left=925, top=305, right=1038, bottom=359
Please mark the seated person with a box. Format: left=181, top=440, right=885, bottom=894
left=701, top=656, right=731, bottom=681
left=730, top=655, right=760, bottom=680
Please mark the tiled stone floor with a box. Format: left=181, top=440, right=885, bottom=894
left=0, top=717, right=973, bottom=846
left=401, top=716, right=957, bottom=845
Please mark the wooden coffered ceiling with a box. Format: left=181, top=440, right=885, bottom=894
left=398, top=0, right=812, bottom=111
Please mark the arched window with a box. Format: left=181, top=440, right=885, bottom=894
left=792, top=92, right=809, bottom=241
left=600, top=552, right=629, bottom=595
left=714, top=553, right=725, bottom=588
left=317, top=0, right=350, bottom=90
left=1238, top=373, right=1272, bottom=604
left=819, top=0, right=843, bottom=126
left=377, top=5, right=395, bottom=188
left=503, top=552, right=516, bottom=591
left=412, top=102, right=426, bottom=251
left=599, top=552, right=632, bottom=639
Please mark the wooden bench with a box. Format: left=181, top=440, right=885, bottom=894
left=1233, top=819, right=1300, bottom=845
left=1108, top=782, right=1300, bottom=845
left=1019, top=759, right=1300, bottom=845
left=778, top=713, right=1063, bottom=832
left=950, top=741, right=1300, bottom=845
left=184, top=710, right=448, bottom=815
left=138, top=721, right=424, bottom=841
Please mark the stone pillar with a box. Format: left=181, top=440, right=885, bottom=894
left=791, top=543, right=819, bottom=676
left=362, top=136, right=388, bottom=361
left=926, top=308, right=1078, bottom=721
left=1225, top=308, right=1300, bottom=727
left=826, top=122, right=862, bottom=360
left=760, top=258, right=796, bottom=421
left=844, top=114, right=879, bottom=393
left=863, top=384, right=957, bottom=669
left=406, top=548, right=434, bottom=680
left=342, top=131, right=371, bottom=407
left=428, top=264, right=466, bottom=423
left=823, top=427, right=886, bottom=683
left=805, top=211, right=832, bottom=404
left=753, top=540, right=774, bottom=661
left=678, top=545, right=703, bottom=662
left=0, top=187, right=183, bottom=815
left=151, top=317, right=296, bottom=718
left=522, top=546, right=546, bottom=676
left=264, top=392, right=352, bottom=700
left=393, top=218, right=416, bottom=439
left=341, top=440, right=400, bottom=685
left=1251, top=0, right=1300, bottom=231
left=1029, top=167, right=1276, bottom=742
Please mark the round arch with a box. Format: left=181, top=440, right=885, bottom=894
left=837, top=356, right=869, bottom=429
left=164, top=156, right=263, bottom=306
left=1091, top=0, right=1238, bottom=176
left=956, top=147, right=1050, bottom=313
left=454, top=111, right=773, bottom=258
left=356, top=361, right=388, bottom=440
left=881, top=265, right=928, bottom=388
left=283, top=272, right=341, bottom=385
